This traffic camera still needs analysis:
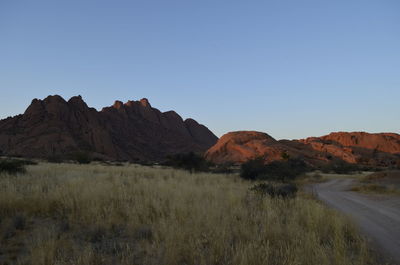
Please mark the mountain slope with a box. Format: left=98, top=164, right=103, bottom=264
left=0, top=95, right=218, bottom=161
left=206, top=131, right=400, bottom=166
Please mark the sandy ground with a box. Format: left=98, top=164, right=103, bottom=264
left=313, top=178, right=400, bottom=264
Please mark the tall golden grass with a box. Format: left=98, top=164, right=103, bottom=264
left=0, top=163, right=375, bottom=265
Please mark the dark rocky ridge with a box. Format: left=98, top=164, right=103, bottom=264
left=0, top=95, right=218, bottom=161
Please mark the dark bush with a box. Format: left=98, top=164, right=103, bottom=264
left=47, top=155, right=64, bottom=163
left=281, top=151, right=290, bottom=160
left=263, top=159, right=309, bottom=181
left=71, top=151, right=92, bottom=164
left=240, top=157, right=266, bottom=180
left=250, top=183, right=298, bottom=198
left=250, top=182, right=275, bottom=195
left=0, top=159, right=28, bottom=174
left=240, top=157, right=310, bottom=181
left=164, top=152, right=212, bottom=172
left=12, top=214, right=26, bottom=230
left=210, top=164, right=235, bottom=174
left=320, top=160, right=361, bottom=174
left=133, top=226, right=153, bottom=241
left=18, top=159, right=37, bottom=166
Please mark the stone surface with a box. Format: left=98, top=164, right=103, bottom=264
left=206, top=131, right=400, bottom=166
left=0, top=95, right=218, bottom=162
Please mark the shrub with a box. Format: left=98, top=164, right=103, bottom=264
left=210, top=164, right=235, bottom=174
left=240, top=157, right=310, bottom=181
left=240, top=157, right=265, bottom=180
left=46, top=155, right=64, bottom=163
left=164, top=152, right=212, bottom=172
left=263, top=159, right=309, bottom=181
left=12, top=214, right=26, bottom=230
left=320, top=160, right=360, bottom=174
left=250, top=183, right=298, bottom=198
left=71, top=151, right=92, bottom=164
left=281, top=151, right=290, bottom=160
left=350, top=184, right=395, bottom=194
left=0, top=159, right=28, bottom=174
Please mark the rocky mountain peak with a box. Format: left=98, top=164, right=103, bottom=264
left=0, top=95, right=218, bottom=162
left=139, top=98, right=151, bottom=107
left=113, top=100, right=124, bottom=109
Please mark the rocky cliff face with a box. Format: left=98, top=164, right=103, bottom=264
left=0, top=95, right=218, bottom=161
left=206, top=131, right=400, bottom=167
left=301, top=132, right=400, bottom=154
left=205, top=131, right=281, bottom=164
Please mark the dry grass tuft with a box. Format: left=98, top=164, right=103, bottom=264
left=351, top=170, right=400, bottom=195
left=0, top=163, right=376, bottom=265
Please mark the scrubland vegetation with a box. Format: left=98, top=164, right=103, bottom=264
left=0, top=162, right=377, bottom=265
left=350, top=170, right=400, bottom=195
left=240, top=157, right=309, bottom=181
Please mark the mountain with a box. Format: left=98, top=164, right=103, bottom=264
left=206, top=131, right=400, bottom=167
left=0, top=95, right=218, bottom=162
left=298, top=132, right=400, bottom=166
left=205, top=131, right=297, bottom=164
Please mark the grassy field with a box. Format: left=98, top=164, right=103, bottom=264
left=0, top=163, right=376, bottom=265
left=299, top=171, right=373, bottom=184
left=350, top=170, right=400, bottom=195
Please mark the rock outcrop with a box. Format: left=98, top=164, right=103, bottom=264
left=0, top=95, right=218, bottom=161
left=299, top=132, right=400, bottom=166
left=206, top=131, right=400, bottom=167
left=205, top=131, right=280, bottom=164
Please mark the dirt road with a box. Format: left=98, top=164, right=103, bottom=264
left=313, top=178, right=400, bottom=264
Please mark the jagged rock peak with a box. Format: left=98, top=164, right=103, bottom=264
left=139, top=98, right=151, bottom=107
left=184, top=118, right=199, bottom=125
left=43, top=94, right=67, bottom=104
left=1, top=94, right=218, bottom=162
left=68, top=95, right=83, bottom=102
left=113, top=100, right=124, bottom=109
left=68, top=95, right=88, bottom=108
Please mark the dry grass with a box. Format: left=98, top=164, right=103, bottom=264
left=298, top=171, right=373, bottom=185
left=0, top=163, right=376, bottom=265
left=350, top=170, right=400, bottom=195
left=350, top=184, right=400, bottom=195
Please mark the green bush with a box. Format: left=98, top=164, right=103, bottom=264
left=164, top=152, right=212, bottom=172
left=263, top=159, right=309, bottom=181
left=0, top=159, right=30, bottom=174
left=240, top=157, right=310, bottom=181
left=320, top=160, right=361, bottom=174
left=240, top=157, right=265, bottom=180
left=46, top=155, right=64, bottom=163
left=210, top=164, right=235, bottom=174
left=71, top=152, right=92, bottom=164
left=250, top=183, right=298, bottom=198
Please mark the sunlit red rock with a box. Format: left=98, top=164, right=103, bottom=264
left=206, top=131, right=400, bottom=167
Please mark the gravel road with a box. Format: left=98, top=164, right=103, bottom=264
left=313, top=178, right=400, bottom=264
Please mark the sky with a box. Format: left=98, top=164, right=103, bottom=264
left=0, top=0, right=399, bottom=139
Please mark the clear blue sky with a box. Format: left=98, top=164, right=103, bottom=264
left=1, top=0, right=399, bottom=139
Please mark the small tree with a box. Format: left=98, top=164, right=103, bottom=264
left=0, top=159, right=27, bottom=174
left=164, top=152, right=211, bottom=172
left=240, top=157, right=310, bottom=181
left=240, top=157, right=266, bottom=180
left=263, top=158, right=309, bottom=182
left=72, top=151, right=92, bottom=164
left=281, top=151, right=290, bottom=160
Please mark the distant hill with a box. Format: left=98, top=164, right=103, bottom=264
left=0, top=95, right=218, bottom=162
left=206, top=131, right=400, bottom=167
